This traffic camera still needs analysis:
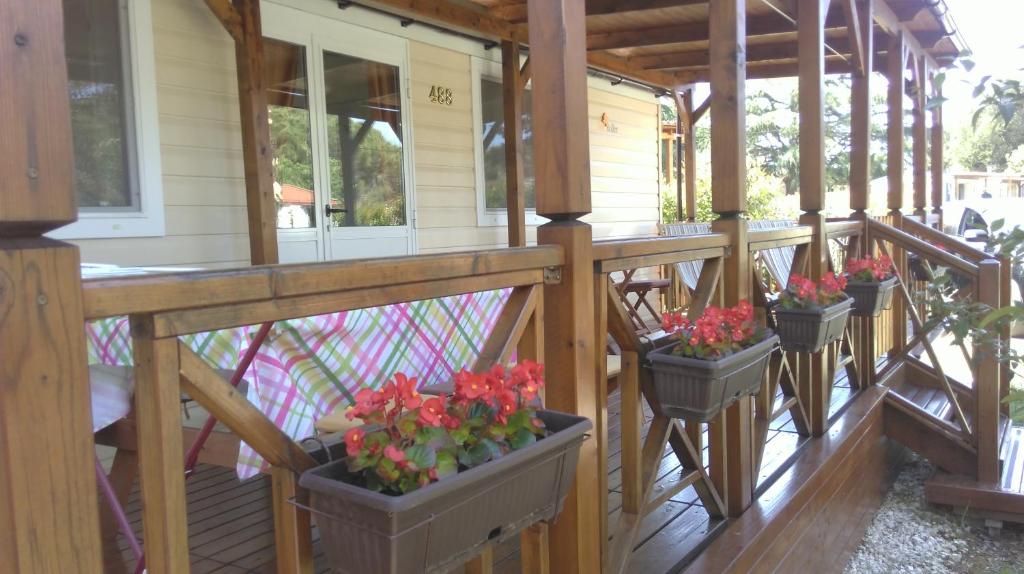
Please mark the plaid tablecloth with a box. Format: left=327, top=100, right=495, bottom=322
left=88, top=289, right=510, bottom=479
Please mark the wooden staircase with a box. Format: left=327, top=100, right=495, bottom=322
left=884, top=357, right=1012, bottom=476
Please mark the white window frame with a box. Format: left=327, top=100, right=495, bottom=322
left=51, top=0, right=164, bottom=240
left=471, top=56, right=547, bottom=228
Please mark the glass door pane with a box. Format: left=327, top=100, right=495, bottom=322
left=265, top=38, right=316, bottom=230
left=322, top=51, right=406, bottom=228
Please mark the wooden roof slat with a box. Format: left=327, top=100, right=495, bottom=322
left=675, top=54, right=856, bottom=83
left=492, top=0, right=710, bottom=24
left=585, top=0, right=708, bottom=17
left=636, top=32, right=883, bottom=71
left=586, top=9, right=847, bottom=51
left=392, top=0, right=961, bottom=87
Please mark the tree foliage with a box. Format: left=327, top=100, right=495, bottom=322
left=943, top=49, right=1024, bottom=172
left=745, top=77, right=890, bottom=195
left=954, top=107, right=1024, bottom=172
left=269, top=104, right=406, bottom=227
left=661, top=163, right=793, bottom=224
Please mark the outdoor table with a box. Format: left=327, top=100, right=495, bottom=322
left=85, top=265, right=509, bottom=478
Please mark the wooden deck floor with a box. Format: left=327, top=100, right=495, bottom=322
left=111, top=370, right=860, bottom=573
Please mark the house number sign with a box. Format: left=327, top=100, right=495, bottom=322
left=429, top=85, right=454, bottom=105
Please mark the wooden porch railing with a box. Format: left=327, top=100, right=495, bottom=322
left=592, top=233, right=729, bottom=574
left=82, top=246, right=563, bottom=574
left=864, top=217, right=1004, bottom=483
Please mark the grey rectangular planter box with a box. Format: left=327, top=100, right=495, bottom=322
left=645, top=332, right=779, bottom=422
left=299, top=410, right=591, bottom=574
left=844, top=276, right=898, bottom=317
left=772, top=297, right=853, bottom=353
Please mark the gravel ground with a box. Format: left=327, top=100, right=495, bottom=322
left=844, top=455, right=1024, bottom=574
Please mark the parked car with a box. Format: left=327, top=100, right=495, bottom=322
left=946, top=199, right=1024, bottom=335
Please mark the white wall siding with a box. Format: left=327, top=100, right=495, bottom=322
left=74, top=0, right=660, bottom=267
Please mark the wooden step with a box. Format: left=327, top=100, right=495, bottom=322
left=883, top=381, right=978, bottom=477
left=889, top=378, right=956, bottom=422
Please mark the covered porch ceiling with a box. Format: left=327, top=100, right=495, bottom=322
left=364, top=0, right=966, bottom=89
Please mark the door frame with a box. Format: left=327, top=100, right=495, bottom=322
left=263, top=1, right=418, bottom=260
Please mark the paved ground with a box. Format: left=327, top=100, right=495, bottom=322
left=844, top=454, right=1024, bottom=574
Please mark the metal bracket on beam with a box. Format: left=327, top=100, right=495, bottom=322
left=543, top=266, right=563, bottom=285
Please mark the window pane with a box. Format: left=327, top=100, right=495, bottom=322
left=64, top=0, right=136, bottom=210
left=323, top=51, right=406, bottom=227
left=264, top=39, right=317, bottom=229
left=481, top=78, right=535, bottom=210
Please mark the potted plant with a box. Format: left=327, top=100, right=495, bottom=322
left=648, top=301, right=779, bottom=421
left=298, top=363, right=591, bottom=574
left=844, top=255, right=899, bottom=317
left=771, top=273, right=854, bottom=353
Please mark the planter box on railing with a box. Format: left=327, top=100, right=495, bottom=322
left=299, top=410, right=591, bottom=574
left=844, top=276, right=898, bottom=317
left=645, top=332, right=779, bottom=421
left=772, top=297, right=853, bottom=353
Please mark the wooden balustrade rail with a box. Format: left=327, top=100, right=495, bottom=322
left=865, top=218, right=1006, bottom=483
left=92, top=246, right=562, bottom=574
left=900, top=216, right=990, bottom=263
left=592, top=233, right=729, bottom=273
left=901, top=205, right=1014, bottom=404
left=591, top=236, right=727, bottom=574
left=867, top=219, right=979, bottom=277
left=747, top=225, right=813, bottom=251
left=825, top=219, right=865, bottom=239
left=82, top=246, right=563, bottom=320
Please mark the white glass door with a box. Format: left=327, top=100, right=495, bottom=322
left=264, top=3, right=414, bottom=263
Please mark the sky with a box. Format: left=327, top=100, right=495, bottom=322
left=938, top=0, right=1024, bottom=129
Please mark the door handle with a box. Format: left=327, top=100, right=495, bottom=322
left=325, top=205, right=347, bottom=216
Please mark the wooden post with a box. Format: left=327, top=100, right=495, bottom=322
left=886, top=31, right=908, bottom=353
left=672, top=91, right=685, bottom=222
left=886, top=31, right=906, bottom=215
left=525, top=0, right=601, bottom=571
left=976, top=259, right=1002, bottom=484
left=930, top=76, right=944, bottom=227
left=912, top=56, right=928, bottom=217
left=520, top=523, right=550, bottom=574
left=683, top=89, right=698, bottom=222
left=271, top=467, right=314, bottom=574
left=0, top=0, right=104, bottom=571
left=130, top=322, right=191, bottom=573
left=236, top=0, right=278, bottom=264
left=206, top=0, right=279, bottom=264
left=849, top=0, right=873, bottom=214
left=465, top=545, right=494, bottom=574
left=798, top=0, right=832, bottom=436
left=848, top=1, right=875, bottom=387
left=503, top=39, right=527, bottom=247
left=709, top=0, right=753, bottom=518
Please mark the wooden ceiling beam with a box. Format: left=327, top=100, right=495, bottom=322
left=203, top=0, right=242, bottom=43
left=871, top=0, right=937, bottom=68
left=369, top=0, right=516, bottom=40
left=841, top=0, right=866, bottom=77
left=585, top=0, right=708, bottom=17
left=584, top=50, right=680, bottom=87
left=892, top=4, right=925, bottom=22
left=674, top=54, right=854, bottom=83
left=585, top=9, right=846, bottom=51
left=368, top=0, right=678, bottom=87
left=637, top=32, right=883, bottom=71
left=493, top=0, right=709, bottom=24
